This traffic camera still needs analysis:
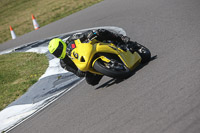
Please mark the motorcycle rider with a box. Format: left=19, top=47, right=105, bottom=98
left=48, top=29, right=131, bottom=86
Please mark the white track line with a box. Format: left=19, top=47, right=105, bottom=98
left=5, top=78, right=85, bottom=133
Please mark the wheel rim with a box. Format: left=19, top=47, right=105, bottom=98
left=99, top=59, right=128, bottom=72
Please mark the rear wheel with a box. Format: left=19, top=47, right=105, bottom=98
left=93, top=58, right=131, bottom=78
left=128, top=41, right=151, bottom=64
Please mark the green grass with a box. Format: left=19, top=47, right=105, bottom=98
left=0, top=0, right=102, bottom=111
left=0, top=0, right=102, bottom=44
left=0, top=0, right=103, bottom=111
left=0, top=52, right=48, bottom=111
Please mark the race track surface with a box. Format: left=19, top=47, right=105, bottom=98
left=7, top=0, right=200, bottom=132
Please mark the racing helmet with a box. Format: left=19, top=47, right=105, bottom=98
left=48, top=38, right=67, bottom=59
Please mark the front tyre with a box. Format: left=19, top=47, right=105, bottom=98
left=93, top=58, right=131, bottom=78
left=85, top=72, right=103, bottom=86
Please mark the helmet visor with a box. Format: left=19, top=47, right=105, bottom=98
left=52, top=42, right=63, bottom=58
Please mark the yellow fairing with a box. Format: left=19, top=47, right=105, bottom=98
left=70, top=39, right=141, bottom=73
left=95, top=42, right=141, bottom=70
left=70, top=39, right=95, bottom=72
left=118, top=50, right=141, bottom=70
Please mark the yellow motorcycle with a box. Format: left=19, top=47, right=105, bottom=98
left=69, top=38, right=151, bottom=78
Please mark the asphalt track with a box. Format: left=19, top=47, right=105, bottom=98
left=3, top=0, right=200, bottom=132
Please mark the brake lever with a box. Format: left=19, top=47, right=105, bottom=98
left=87, top=36, right=97, bottom=43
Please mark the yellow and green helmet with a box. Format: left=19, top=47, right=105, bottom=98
left=48, top=38, right=67, bottom=59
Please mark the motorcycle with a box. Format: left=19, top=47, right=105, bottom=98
left=68, top=37, right=151, bottom=78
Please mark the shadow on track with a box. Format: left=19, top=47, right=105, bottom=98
left=95, top=55, right=157, bottom=90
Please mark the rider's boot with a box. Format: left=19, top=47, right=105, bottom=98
left=120, top=35, right=130, bottom=44
left=115, top=35, right=130, bottom=51
left=127, top=41, right=141, bottom=53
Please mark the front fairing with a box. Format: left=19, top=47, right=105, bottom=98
left=70, top=39, right=95, bottom=72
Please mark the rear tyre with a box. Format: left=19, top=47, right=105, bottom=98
left=128, top=41, right=151, bottom=64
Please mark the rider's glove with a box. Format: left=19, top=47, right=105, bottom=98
left=66, top=47, right=71, bottom=56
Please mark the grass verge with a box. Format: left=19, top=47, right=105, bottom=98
left=0, top=0, right=102, bottom=111
left=0, top=52, right=48, bottom=111
left=0, top=0, right=102, bottom=44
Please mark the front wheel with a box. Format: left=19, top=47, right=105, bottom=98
left=93, top=58, right=131, bottom=78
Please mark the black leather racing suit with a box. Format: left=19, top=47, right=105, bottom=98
left=60, top=29, right=129, bottom=86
